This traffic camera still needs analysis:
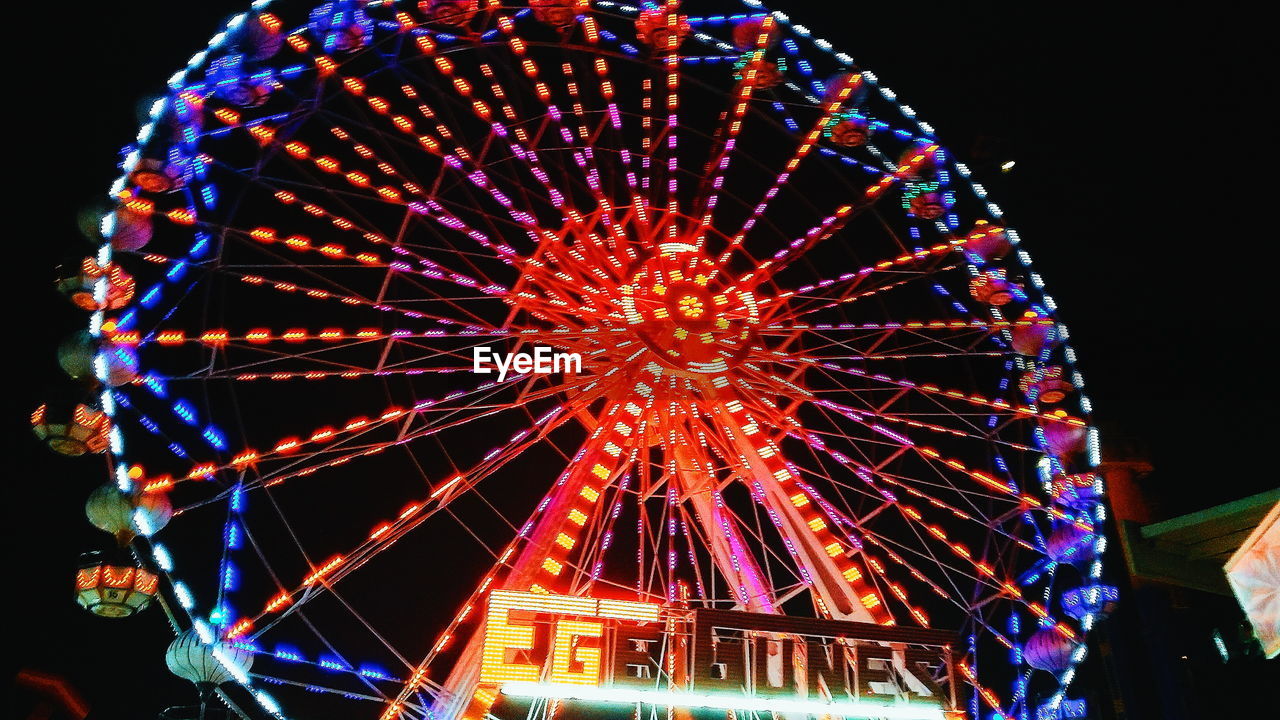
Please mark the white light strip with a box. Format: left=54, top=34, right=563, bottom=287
left=500, top=682, right=946, bottom=720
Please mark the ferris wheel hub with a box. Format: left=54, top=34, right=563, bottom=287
left=616, top=247, right=762, bottom=375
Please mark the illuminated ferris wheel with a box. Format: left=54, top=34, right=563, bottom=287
left=39, top=1, right=1118, bottom=719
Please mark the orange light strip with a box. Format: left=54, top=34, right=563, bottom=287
left=660, top=0, right=683, bottom=235
left=140, top=405, right=410, bottom=490
left=958, top=661, right=1013, bottom=720
left=712, top=384, right=893, bottom=625
left=310, top=123, right=520, bottom=262
left=227, top=268, right=491, bottom=328
left=762, top=318, right=1058, bottom=333
left=474, top=3, right=634, bottom=256
left=914, top=447, right=1094, bottom=530
left=114, top=190, right=197, bottom=228
left=746, top=144, right=941, bottom=281
left=106, top=325, right=610, bottom=348
left=793, top=426, right=1080, bottom=641
left=277, top=22, right=550, bottom=254
left=386, top=382, right=652, bottom=720
left=765, top=236, right=961, bottom=301
left=714, top=72, right=866, bottom=269
left=816, top=368, right=1086, bottom=428
left=692, top=15, right=775, bottom=248
left=226, top=391, right=600, bottom=644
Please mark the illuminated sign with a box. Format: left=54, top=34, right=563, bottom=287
left=480, top=590, right=960, bottom=718
left=480, top=591, right=661, bottom=685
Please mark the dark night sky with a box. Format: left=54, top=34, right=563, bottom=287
left=6, top=2, right=1277, bottom=719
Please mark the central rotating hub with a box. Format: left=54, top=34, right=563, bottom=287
left=510, top=210, right=775, bottom=380
left=620, top=243, right=761, bottom=374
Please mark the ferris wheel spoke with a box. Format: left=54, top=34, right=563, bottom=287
left=126, top=324, right=621, bottom=359
left=689, top=15, right=776, bottom=245
left=756, top=390, right=972, bottom=534
left=646, top=2, right=685, bottom=228
left=135, top=339, right=469, bottom=385
left=260, top=587, right=402, bottom=700
left=151, top=369, right=584, bottom=497
left=792, top=359, right=1071, bottom=431
left=562, top=471, right=635, bottom=597
left=729, top=363, right=1013, bottom=462
left=197, top=260, right=500, bottom=328
left=556, top=67, right=634, bottom=245
left=808, top=352, right=1015, bottom=367
left=507, top=39, right=622, bottom=228
left=715, top=481, right=834, bottom=610
left=793, top=377, right=1037, bottom=453
left=376, top=48, right=579, bottom=235
left=405, top=385, right=657, bottom=720
left=131, top=326, right=621, bottom=382
left=762, top=236, right=961, bottom=315
left=761, top=316, right=1035, bottom=336
left=743, top=388, right=1042, bottom=558
left=807, top=399, right=1038, bottom=459
left=241, top=138, right=523, bottom=283
left=742, top=143, right=943, bottom=285
left=241, top=543, right=427, bottom=692
left=309, top=73, right=555, bottom=253
left=218, top=465, right=415, bottom=700
left=667, top=427, right=778, bottom=612
left=808, top=439, right=1043, bottom=563
left=802, top=396, right=1031, bottom=512
left=803, top=324, right=998, bottom=362
left=210, top=223, right=501, bottom=327
left=793, top=448, right=1024, bottom=594
left=857, top=522, right=999, bottom=618
left=248, top=671, right=388, bottom=704
left=854, top=529, right=1034, bottom=669
left=206, top=167, right=518, bottom=313
left=228, top=388, right=601, bottom=647
left=677, top=379, right=894, bottom=624
left=763, top=270, right=964, bottom=331
left=713, top=72, right=865, bottom=274
left=770, top=416, right=1071, bottom=639
left=389, top=30, right=645, bottom=256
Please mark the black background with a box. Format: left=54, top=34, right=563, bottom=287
left=6, top=1, right=1277, bottom=718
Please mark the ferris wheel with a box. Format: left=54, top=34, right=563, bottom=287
left=38, top=1, right=1118, bottom=719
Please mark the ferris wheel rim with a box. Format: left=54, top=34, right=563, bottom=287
left=70, top=1, right=1111, bottom=717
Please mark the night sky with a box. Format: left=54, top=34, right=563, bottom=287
left=7, top=2, right=1277, bottom=719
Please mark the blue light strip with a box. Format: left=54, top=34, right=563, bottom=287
left=97, top=2, right=293, bottom=717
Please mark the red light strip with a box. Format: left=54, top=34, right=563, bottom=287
left=660, top=1, right=682, bottom=235
left=709, top=380, right=894, bottom=625
left=203, top=113, right=520, bottom=292
left=811, top=369, right=1086, bottom=427
left=141, top=368, right=593, bottom=492
left=713, top=72, right=867, bottom=271
left=743, top=144, right=941, bottom=284
left=959, top=662, right=1013, bottom=720
left=388, top=383, right=656, bottom=720
left=107, top=325, right=626, bottom=349
left=788, top=424, right=1083, bottom=641
left=224, top=390, right=602, bottom=642
left=691, top=15, right=774, bottom=249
